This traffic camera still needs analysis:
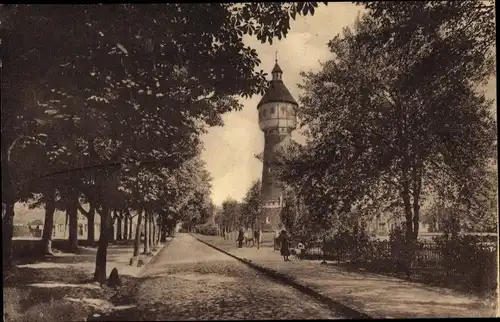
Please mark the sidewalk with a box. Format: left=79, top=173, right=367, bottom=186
left=4, top=240, right=167, bottom=322
left=193, top=234, right=498, bottom=319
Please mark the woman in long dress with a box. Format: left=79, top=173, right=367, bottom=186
left=279, top=230, right=291, bottom=262
left=274, top=229, right=281, bottom=251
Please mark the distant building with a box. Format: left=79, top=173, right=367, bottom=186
left=21, top=211, right=104, bottom=239
left=13, top=203, right=138, bottom=240
left=52, top=212, right=104, bottom=239
left=366, top=212, right=431, bottom=238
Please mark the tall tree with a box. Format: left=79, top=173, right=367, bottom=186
left=240, top=179, right=262, bottom=229
left=221, top=198, right=242, bottom=232
left=281, top=1, right=496, bottom=272
left=1, top=2, right=327, bottom=272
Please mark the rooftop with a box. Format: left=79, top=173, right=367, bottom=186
left=257, top=62, right=298, bottom=108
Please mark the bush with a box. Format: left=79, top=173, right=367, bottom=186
left=433, top=233, right=497, bottom=295
left=389, top=225, right=408, bottom=269
left=320, top=225, right=376, bottom=263
left=194, top=223, right=218, bottom=236
left=353, top=228, right=374, bottom=263
left=13, top=225, right=31, bottom=238
left=324, top=229, right=350, bottom=261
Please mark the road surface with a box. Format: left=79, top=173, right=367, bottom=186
left=94, top=233, right=345, bottom=320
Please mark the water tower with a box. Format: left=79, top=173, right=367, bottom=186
left=257, top=57, right=298, bottom=232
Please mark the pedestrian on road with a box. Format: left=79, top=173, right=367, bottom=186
left=237, top=227, right=244, bottom=248
left=279, top=230, right=291, bottom=262
left=273, top=229, right=281, bottom=251
left=253, top=229, right=260, bottom=247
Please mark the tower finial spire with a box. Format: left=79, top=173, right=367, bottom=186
left=275, top=50, right=278, bottom=63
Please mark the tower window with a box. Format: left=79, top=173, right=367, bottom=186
left=270, top=106, right=275, bottom=114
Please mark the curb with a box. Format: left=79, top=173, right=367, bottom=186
left=132, top=241, right=170, bottom=278
left=191, top=234, right=373, bottom=320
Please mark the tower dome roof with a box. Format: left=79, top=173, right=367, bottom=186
left=257, top=62, right=298, bottom=108
left=272, top=62, right=283, bottom=73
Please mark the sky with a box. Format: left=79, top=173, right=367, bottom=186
left=202, top=2, right=498, bottom=206
left=202, top=3, right=365, bottom=206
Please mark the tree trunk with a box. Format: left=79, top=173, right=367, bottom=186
left=143, top=211, right=150, bottom=254
left=157, top=220, right=162, bottom=244
left=93, top=203, right=112, bottom=284
left=133, top=211, right=143, bottom=257
left=157, top=221, right=161, bottom=244
left=412, top=168, right=422, bottom=240
left=98, top=213, right=105, bottom=243
left=402, top=179, right=416, bottom=277
left=2, top=202, right=15, bottom=269
left=157, top=223, right=162, bottom=244
left=352, top=222, right=358, bottom=262
left=117, top=215, right=123, bottom=241
left=148, top=213, right=153, bottom=251
left=150, top=215, right=155, bottom=246
left=77, top=202, right=96, bottom=246
left=87, top=205, right=96, bottom=246
left=2, top=148, right=17, bottom=270
left=123, top=215, right=129, bottom=240
left=110, top=213, right=116, bottom=243
left=152, top=216, right=156, bottom=247
left=41, top=188, right=56, bottom=255
left=160, top=225, right=167, bottom=242
left=129, top=217, right=134, bottom=240
left=148, top=213, right=153, bottom=250
left=67, top=194, right=79, bottom=253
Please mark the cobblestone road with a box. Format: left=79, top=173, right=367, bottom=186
left=96, top=234, right=345, bottom=320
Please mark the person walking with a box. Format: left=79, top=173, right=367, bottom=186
left=279, top=230, right=291, bottom=262
left=237, top=227, right=244, bottom=248
left=243, top=229, right=249, bottom=247
left=253, top=229, right=261, bottom=249
left=274, top=229, right=282, bottom=251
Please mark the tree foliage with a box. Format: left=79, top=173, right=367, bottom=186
left=1, top=2, right=326, bottom=200
left=279, top=1, right=496, bottom=253
left=280, top=185, right=327, bottom=244
left=1, top=2, right=326, bottom=271
left=240, top=179, right=262, bottom=228
left=220, top=198, right=242, bottom=230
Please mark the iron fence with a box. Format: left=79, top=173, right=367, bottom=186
left=290, top=235, right=497, bottom=295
